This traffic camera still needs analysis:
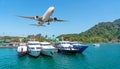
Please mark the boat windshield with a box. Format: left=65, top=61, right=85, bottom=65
left=30, top=47, right=34, bottom=49
left=28, top=43, right=40, bottom=45
left=70, top=43, right=76, bottom=45
left=55, top=42, right=70, bottom=45
left=61, top=42, right=70, bottom=44
left=70, top=42, right=79, bottom=45
left=40, top=44, right=51, bottom=46
left=36, top=47, right=41, bottom=49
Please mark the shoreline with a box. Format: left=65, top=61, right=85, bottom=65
left=0, top=46, right=17, bottom=48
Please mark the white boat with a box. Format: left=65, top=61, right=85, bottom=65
left=55, top=41, right=78, bottom=54
left=27, top=41, right=41, bottom=57
left=93, top=43, right=100, bottom=47
left=17, top=45, right=27, bottom=56
left=40, top=42, right=56, bottom=57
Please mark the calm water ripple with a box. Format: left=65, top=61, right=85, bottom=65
left=0, top=43, right=120, bottom=69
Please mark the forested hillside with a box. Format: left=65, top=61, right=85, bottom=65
left=57, top=19, right=120, bottom=43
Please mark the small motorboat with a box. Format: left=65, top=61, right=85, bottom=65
left=93, top=43, right=100, bottom=47
left=17, top=45, right=27, bottom=56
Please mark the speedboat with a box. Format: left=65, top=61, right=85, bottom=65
left=70, top=41, right=88, bottom=53
left=40, top=42, right=56, bottom=57
left=17, top=45, right=27, bottom=56
left=55, top=41, right=79, bottom=54
left=27, top=41, right=41, bottom=57
left=93, top=43, right=100, bottom=47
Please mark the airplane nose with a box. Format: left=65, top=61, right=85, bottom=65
left=50, top=6, right=55, bottom=10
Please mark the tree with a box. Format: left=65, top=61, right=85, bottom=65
left=11, top=37, right=20, bottom=42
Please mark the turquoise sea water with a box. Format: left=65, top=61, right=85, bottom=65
left=0, top=43, right=120, bottom=69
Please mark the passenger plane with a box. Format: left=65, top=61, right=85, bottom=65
left=18, top=6, right=67, bottom=26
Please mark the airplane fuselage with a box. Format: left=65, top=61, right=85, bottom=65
left=42, top=6, right=54, bottom=22
left=19, top=6, right=66, bottom=26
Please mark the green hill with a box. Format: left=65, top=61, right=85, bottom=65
left=57, top=18, right=120, bottom=43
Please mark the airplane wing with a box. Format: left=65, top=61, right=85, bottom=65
left=53, top=19, right=67, bottom=22
left=48, top=18, right=68, bottom=22
left=18, top=16, right=42, bottom=20
left=18, top=16, right=35, bottom=20
left=30, top=24, right=45, bottom=27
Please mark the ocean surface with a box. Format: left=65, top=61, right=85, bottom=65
left=0, top=43, right=120, bottom=69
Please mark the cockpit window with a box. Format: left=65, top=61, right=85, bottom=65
left=30, top=47, right=34, bottom=49
left=36, top=47, right=41, bottom=49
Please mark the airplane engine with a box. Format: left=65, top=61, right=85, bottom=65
left=54, top=17, right=57, bottom=21
left=38, top=21, right=44, bottom=26
left=35, top=16, right=39, bottom=20
left=38, top=22, right=41, bottom=24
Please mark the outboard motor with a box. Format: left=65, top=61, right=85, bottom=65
left=35, top=16, right=39, bottom=20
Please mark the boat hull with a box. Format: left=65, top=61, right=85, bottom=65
left=58, top=47, right=78, bottom=54
left=73, top=45, right=88, bottom=53
left=18, top=52, right=27, bottom=56
left=58, top=49, right=78, bottom=54
left=28, top=51, right=41, bottom=57
left=41, top=49, right=55, bottom=57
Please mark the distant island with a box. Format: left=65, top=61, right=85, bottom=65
left=0, top=18, right=120, bottom=44
left=57, top=18, right=120, bottom=43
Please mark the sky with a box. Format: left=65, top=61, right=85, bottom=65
left=0, top=0, right=120, bottom=37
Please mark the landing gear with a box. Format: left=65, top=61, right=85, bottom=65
left=48, top=22, right=50, bottom=25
